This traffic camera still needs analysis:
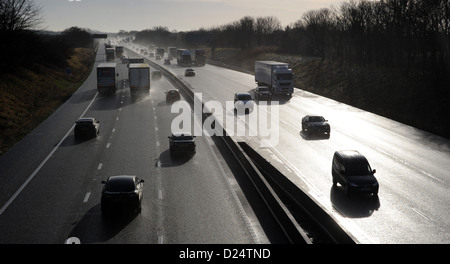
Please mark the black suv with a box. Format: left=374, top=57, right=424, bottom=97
left=332, top=150, right=379, bottom=196
left=74, top=117, right=99, bottom=139
left=101, top=175, right=144, bottom=215
left=301, top=115, right=330, bottom=137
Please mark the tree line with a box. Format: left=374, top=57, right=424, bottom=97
left=0, top=0, right=93, bottom=74
left=134, top=0, right=449, bottom=87
left=283, top=0, right=449, bottom=81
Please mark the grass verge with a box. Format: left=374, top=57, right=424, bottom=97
left=0, top=48, right=95, bottom=156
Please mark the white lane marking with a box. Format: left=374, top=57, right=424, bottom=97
left=112, top=128, right=116, bottom=133
left=116, top=117, right=119, bottom=121
left=106, top=143, right=111, bottom=148
left=158, top=235, right=164, bottom=244
left=83, top=192, right=91, bottom=203
left=0, top=92, right=99, bottom=216
left=411, top=208, right=431, bottom=220
left=97, top=163, right=103, bottom=170
left=375, top=147, right=445, bottom=185
left=156, top=141, right=160, bottom=147
left=158, top=189, right=163, bottom=200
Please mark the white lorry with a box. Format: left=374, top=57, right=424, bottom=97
left=97, top=62, right=118, bottom=95
left=128, top=63, right=150, bottom=95
left=254, top=61, right=294, bottom=96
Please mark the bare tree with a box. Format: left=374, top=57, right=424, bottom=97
left=0, top=0, right=43, bottom=32
left=255, top=16, right=282, bottom=46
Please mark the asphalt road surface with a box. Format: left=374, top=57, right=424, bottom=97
left=136, top=42, right=450, bottom=244
left=0, top=46, right=270, bottom=244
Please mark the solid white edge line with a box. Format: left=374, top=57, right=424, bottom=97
left=0, top=92, right=99, bottom=216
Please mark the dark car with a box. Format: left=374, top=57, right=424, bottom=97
left=332, top=150, right=379, bottom=196
left=234, top=92, right=255, bottom=113
left=74, top=117, right=99, bottom=139
left=255, top=85, right=271, bottom=100
left=164, top=58, right=171, bottom=65
left=184, top=68, right=195, bottom=76
left=301, top=115, right=330, bottom=137
left=101, top=175, right=144, bottom=215
left=168, top=132, right=196, bottom=156
left=166, top=89, right=180, bottom=102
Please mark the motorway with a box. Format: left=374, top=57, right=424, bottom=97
left=1, top=39, right=449, bottom=244
left=0, top=45, right=273, bottom=244
left=133, top=42, right=450, bottom=244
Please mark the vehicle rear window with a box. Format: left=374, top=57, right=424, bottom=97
left=106, top=179, right=135, bottom=192
left=77, top=121, right=93, bottom=125
left=346, top=160, right=372, bottom=176
left=174, top=135, right=193, bottom=140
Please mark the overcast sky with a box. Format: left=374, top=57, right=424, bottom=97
left=35, top=0, right=347, bottom=33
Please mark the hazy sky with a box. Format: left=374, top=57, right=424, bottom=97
left=35, top=0, right=346, bottom=33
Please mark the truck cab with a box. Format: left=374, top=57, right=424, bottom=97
left=255, top=61, right=294, bottom=96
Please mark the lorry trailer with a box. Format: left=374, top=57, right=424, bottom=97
left=128, top=63, right=150, bottom=95
left=97, top=63, right=118, bottom=95
left=106, top=48, right=115, bottom=61
left=177, top=49, right=192, bottom=66
left=191, top=49, right=206, bottom=66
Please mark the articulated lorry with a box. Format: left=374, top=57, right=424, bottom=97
left=106, top=48, right=115, bottom=61
left=128, top=63, right=150, bottom=95
left=177, top=49, right=192, bottom=66
left=97, top=63, right=118, bottom=95
left=168, top=47, right=177, bottom=59
left=254, top=61, right=294, bottom=96
left=115, top=46, right=124, bottom=58
left=191, top=49, right=206, bottom=66
left=156, top=48, right=165, bottom=58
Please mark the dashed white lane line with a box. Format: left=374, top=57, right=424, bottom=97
left=97, top=163, right=103, bottom=170
left=106, top=143, right=111, bottom=148
left=158, top=235, right=164, bottom=244
left=0, top=91, right=99, bottom=216
left=83, top=192, right=91, bottom=203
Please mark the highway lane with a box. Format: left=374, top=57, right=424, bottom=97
left=136, top=43, right=450, bottom=243
left=0, top=46, right=266, bottom=243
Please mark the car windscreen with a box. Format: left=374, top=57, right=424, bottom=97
left=105, top=179, right=135, bottom=192
left=276, top=73, right=293, bottom=80
left=309, top=116, right=325, bottom=122
left=346, top=160, right=372, bottom=176
left=238, top=94, right=252, bottom=101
